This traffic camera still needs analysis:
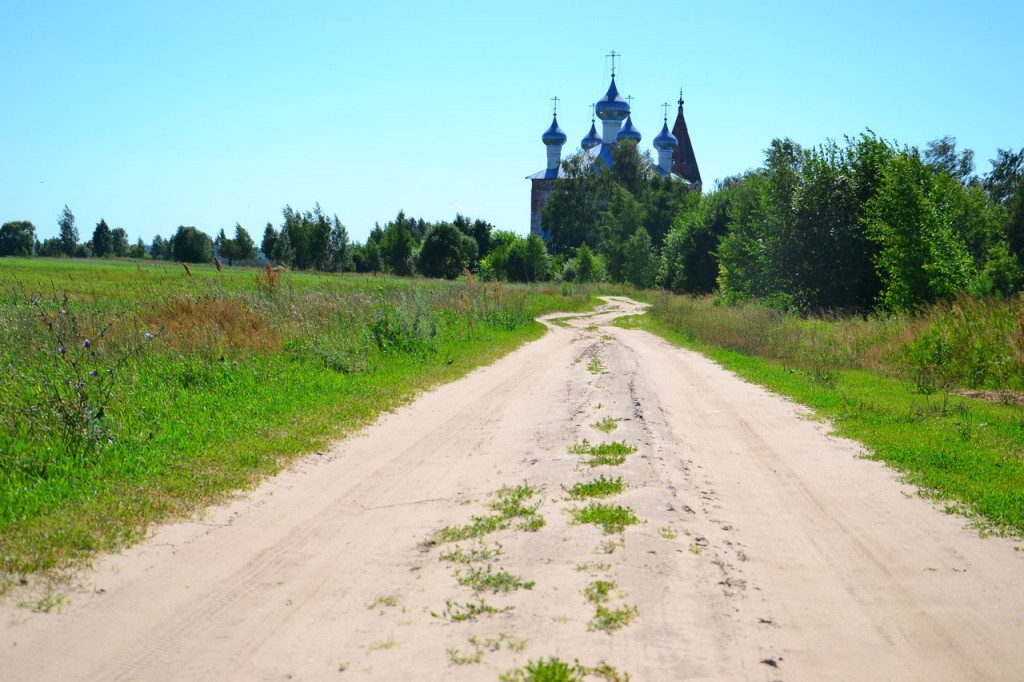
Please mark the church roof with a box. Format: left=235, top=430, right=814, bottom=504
left=595, top=76, right=629, bottom=121
left=542, top=115, right=567, bottom=146
left=616, top=114, right=642, bottom=143
left=671, top=96, right=701, bottom=187
left=653, top=120, right=678, bottom=150
left=581, top=121, right=601, bottom=150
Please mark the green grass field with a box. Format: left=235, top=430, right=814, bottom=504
left=0, top=258, right=598, bottom=588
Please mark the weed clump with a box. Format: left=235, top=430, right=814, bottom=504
left=564, top=475, right=624, bottom=499
left=583, top=580, right=638, bottom=634
left=456, top=564, right=534, bottom=594
left=570, top=503, right=641, bottom=534
left=568, top=440, right=636, bottom=467
left=500, top=657, right=631, bottom=681
left=436, top=483, right=545, bottom=543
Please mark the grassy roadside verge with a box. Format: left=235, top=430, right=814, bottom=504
left=618, top=311, right=1024, bottom=538
left=0, top=260, right=602, bottom=592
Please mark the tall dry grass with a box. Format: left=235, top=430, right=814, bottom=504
left=649, top=292, right=1024, bottom=392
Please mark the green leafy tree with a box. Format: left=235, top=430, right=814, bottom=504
left=261, top=222, right=277, bottom=259
left=983, top=147, right=1024, bottom=205
left=169, top=225, right=214, bottom=263
left=417, top=222, right=477, bottom=279
left=231, top=224, right=257, bottom=263
left=40, top=238, right=63, bottom=257
left=924, top=135, right=975, bottom=186
left=328, top=217, right=352, bottom=272
left=0, top=221, right=36, bottom=256
left=128, top=238, right=147, bottom=259
left=971, top=240, right=1022, bottom=297
left=597, top=184, right=645, bottom=282
left=622, top=227, right=657, bottom=289
left=524, top=233, right=549, bottom=282
left=453, top=214, right=494, bottom=265
left=379, top=218, right=416, bottom=276
left=110, top=227, right=129, bottom=257
left=865, top=151, right=976, bottom=311
left=352, top=240, right=382, bottom=274
left=216, top=228, right=230, bottom=261
left=270, top=223, right=295, bottom=266
left=658, top=186, right=728, bottom=294
left=715, top=171, right=771, bottom=303
left=541, top=154, right=605, bottom=255
left=542, top=141, right=660, bottom=257
left=151, top=235, right=168, bottom=260
left=575, top=243, right=597, bottom=283
left=641, top=173, right=693, bottom=248
left=58, top=205, right=78, bottom=257
left=91, top=219, right=112, bottom=257
left=480, top=231, right=547, bottom=282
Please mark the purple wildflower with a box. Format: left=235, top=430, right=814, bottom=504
left=145, top=332, right=153, bottom=341
left=89, top=370, right=97, bottom=377
left=58, top=346, right=66, bottom=355
left=82, top=338, right=91, bottom=349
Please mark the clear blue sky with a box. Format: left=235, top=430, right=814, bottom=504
left=3, top=0, right=1022, bottom=246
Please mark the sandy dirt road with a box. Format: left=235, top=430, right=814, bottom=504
left=3, top=297, right=1022, bottom=681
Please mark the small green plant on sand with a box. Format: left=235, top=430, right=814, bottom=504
left=570, top=503, right=641, bottom=534
left=365, top=632, right=400, bottom=651
left=431, top=597, right=513, bottom=622
left=583, top=580, right=638, bottom=634
left=592, top=417, right=617, bottom=433
left=583, top=580, right=616, bottom=604
left=568, top=440, right=636, bottom=467
left=658, top=526, right=678, bottom=540
left=439, top=540, right=503, bottom=564
left=449, top=633, right=528, bottom=665
left=564, top=475, right=624, bottom=500
left=436, top=484, right=544, bottom=542
left=366, top=594, right=400, bottom=610
left=596, top=538, right=623, bottom=554
left=587, top=357, right=606, bottom=374
left=590, top=603, right=639, bottom=633
left=500, top=657, right=631, bottom=681
left=456, top=564, right=535, bottom=594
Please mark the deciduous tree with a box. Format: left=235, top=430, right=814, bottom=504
left=0, top=221, right=36, bottom=256
left=91, top=219, right=112, bottom=258
left=58, top=205, right=78, bottom=257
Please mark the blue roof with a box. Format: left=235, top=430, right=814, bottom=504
left=541, top=115, right=567, bottom=146
left=653, top=120, right=678, bottom=150
left=616, top=114, right=641, bottom=142
left=581, top=121, right=601, bottom=150
left=595, top=76, right=629, bottom=121
left=526, top=166, right=565, bottom=180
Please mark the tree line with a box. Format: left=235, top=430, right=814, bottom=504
left=0, top=203, right=565, bottom=283
left=541, top=135, right=1024, bottom=312
left=8, top=129, right=1020, bottom=307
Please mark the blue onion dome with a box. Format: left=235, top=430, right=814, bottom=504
left=542, top=115, right=567, bottom=146
left=595, top=76, right=629, bottom=121
left=581, top=121, right=601, bottom=150
left=616, top=114, right=641, bottom=143
left=653, top=120, right=678, bottom=150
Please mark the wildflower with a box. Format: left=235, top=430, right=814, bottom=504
left=82, top=338, right=91, bottom=349
left=145, top=332, right=153, bottom=341
left=58, top=345, right=66, bottom=355
left=89, top=370, right=97, bottom=377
